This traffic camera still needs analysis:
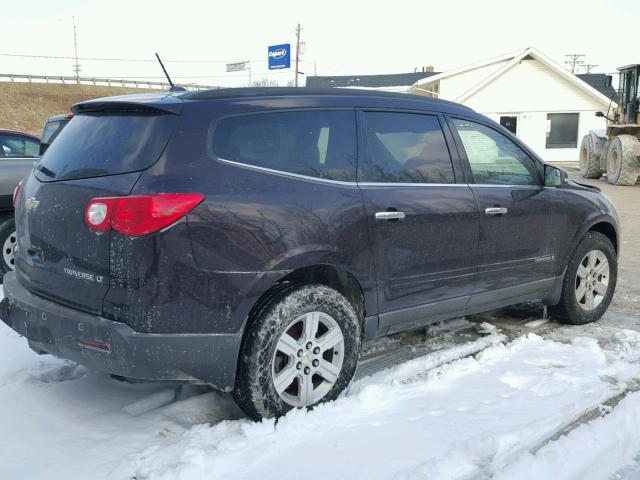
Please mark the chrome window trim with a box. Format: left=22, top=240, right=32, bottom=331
left=358, top=182, right=464, bottom=187
left=215, top=159, right=549, bottom=189
left=469, top=184, right=544, bottom=188
left=215, top=157, right=358, bottom=186
left=358, top=182, right=543, bottom=188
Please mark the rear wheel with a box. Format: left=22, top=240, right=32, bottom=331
left=0, top=217, right=16, bottom=278
left=606, top=135, right=639, bottom=185
left=233, top=284, right=361, bottom=420
left=550, top=232, right=617, bottom=325
left=579, top=133, right=604, bottom=179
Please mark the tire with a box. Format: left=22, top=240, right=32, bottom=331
left=549, top=232, right=617, bottom=325
left=0, top=216, right=16, bottom=279
left=600, top=140, right=610, bottom=173
left=233, top=284, right=361, bottom=420
left=579, top=133, right=604, bottom=179
left=606, top=134, right=640, bottom=185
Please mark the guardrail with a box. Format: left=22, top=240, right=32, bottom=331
left=0, top=73, right=219, bottom=91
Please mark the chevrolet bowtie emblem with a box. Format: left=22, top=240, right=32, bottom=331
left=25, top=197, right=40, bottom=212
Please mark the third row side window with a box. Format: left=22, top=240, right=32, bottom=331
left=359, top=112, right=455, bottom=184
left=211, top=110, right=357, bottom=182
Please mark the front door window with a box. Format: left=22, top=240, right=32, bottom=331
left=451, top=119, right=540, bottom=185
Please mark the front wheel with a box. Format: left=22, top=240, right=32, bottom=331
left=550, top=232, right=617, bottom=324
left=233, top=284, right=361, bottom=420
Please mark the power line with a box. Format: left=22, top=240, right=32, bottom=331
left=0, top=52, right=264, bottom=63
left=79, top=71, right=293, bottom=79
left=0, top=52, right=354, bottom=77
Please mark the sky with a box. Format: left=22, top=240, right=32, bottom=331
left=0, top=0, right=638, bottom=88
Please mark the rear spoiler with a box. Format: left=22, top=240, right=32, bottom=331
left=71, top=94, right=183, bottom=115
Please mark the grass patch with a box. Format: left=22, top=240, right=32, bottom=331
left=0, top=83, right=161, bottom=136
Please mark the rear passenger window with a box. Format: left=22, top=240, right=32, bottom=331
left=211, top=110, right=357, bottom=182
left=359, top=112, right=455, bottom=183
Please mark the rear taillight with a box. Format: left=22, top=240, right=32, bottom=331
left=12, top=180, right=23, bottom=207
left=85, top=193, right=204, bottom=236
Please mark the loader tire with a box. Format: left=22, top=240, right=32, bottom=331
left=579, top=133, right=604, bottom=179
left=600, top=140, right=609, bottom=172
left=607, top=135, right=640, bottom=185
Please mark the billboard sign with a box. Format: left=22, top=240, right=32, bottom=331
left=268, top=44, right=291, bottom=70
left=226, top=61, right=249, bottom=72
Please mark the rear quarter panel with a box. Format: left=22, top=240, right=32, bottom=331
left=127, top=100, right=376, bottom=335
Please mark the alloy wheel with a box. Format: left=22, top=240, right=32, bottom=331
left=2, top=230, right=16, bottom=271
left=271, top=311, right=344, bottom=408
left=575, top=249, right=609, bottom=311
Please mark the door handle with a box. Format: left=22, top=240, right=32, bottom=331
left=485, top=207, right=508, bottom=216
left=375, top=211, right=406, bottom=221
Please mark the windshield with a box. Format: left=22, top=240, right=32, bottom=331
left=37, top=111, right=178, bottom=181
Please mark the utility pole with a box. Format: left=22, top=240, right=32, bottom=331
left=581, top=64, right=598, bottom=74
left=294, top=22, right=302, bottom=87
left=564, top=54, right=585, bottom=74
left=72, top=16, right=81, bottom=83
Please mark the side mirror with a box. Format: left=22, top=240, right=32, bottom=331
left=595, top=111, right=604, bottom=117
left=544, top=164, right=568, bottom=187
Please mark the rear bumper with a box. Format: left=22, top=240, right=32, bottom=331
left=0, top=272, right=241, bottom=391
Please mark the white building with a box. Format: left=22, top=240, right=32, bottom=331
left=408, top=47, right=615, bottom=162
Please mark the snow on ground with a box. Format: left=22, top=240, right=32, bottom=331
left=2, top=283, right=640, bottom=480
left=495, top=390, right=640, bottom=480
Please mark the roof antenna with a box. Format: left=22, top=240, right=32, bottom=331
left=155, top=53, right=186, bottom=92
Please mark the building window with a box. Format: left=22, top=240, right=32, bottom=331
left=499, top=116, right=518, bottom=135
left=546, top=113, right=579, bottom=149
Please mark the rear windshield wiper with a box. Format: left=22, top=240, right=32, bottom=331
left=35, top=163, right=56, bottom=178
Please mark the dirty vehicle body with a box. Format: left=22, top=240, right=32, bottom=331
left=580, top=64, right=640, bottom=185
left=0, top=129, right=40, bottom=276
left=1, top=88, right=620, bottom=419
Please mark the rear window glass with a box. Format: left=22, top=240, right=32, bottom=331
left=37, top=111, right=178, bottom=181
left=210, top=110, right=357, bottom=182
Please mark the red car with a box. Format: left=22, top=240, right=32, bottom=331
left=0, top=129, right=40, bottom=158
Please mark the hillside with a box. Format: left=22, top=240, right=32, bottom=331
left=0, top=82, right=161, bottom=136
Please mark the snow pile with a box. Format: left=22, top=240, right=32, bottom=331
left=124, top=333, right=640, bottom=480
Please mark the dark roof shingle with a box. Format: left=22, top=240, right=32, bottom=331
left=576, top=74, right=618, bottom=102
left=305, top=71, right=439, bottom=88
